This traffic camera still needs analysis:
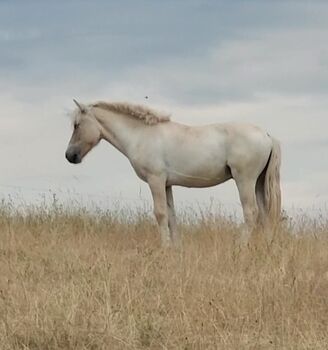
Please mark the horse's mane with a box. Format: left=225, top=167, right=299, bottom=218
left=92, top=101, right=171, bottom=125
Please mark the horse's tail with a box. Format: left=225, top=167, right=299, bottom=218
left=263, top=137, right=282, bottom=224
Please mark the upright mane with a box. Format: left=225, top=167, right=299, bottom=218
left=92, top=101, right=171, bottom=125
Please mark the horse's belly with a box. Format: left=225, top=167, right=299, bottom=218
left=167, top=162, right=232, bottom=187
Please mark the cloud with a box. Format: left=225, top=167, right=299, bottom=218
left=103, top=28, right=328, bottom=107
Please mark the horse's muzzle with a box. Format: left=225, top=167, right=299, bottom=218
left=65, top=148, right=82, bottom=164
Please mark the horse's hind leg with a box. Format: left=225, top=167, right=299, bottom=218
left=166, top=186, right=179, bottom=245
left=148, top=175, right=172, bottom=247
left=233, top=174, right=259, bottom=241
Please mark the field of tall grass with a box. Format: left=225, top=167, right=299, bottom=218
left=0, top=200, right=327, bottom=349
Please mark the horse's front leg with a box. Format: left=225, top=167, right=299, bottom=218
left=148, top=175, right=172, bottom=247
left=166, top=186, right=180, bottom=246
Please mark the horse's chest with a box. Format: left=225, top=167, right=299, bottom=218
left=129, top=161, right=148, bottom=182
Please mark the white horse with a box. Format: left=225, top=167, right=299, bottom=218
left=65, top=100, right=281, bottom=246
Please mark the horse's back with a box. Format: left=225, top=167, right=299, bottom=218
left=163, top=121, right=272, bottom=157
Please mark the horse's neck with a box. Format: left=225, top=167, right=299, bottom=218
left=95, top=109, right=141, bottom=157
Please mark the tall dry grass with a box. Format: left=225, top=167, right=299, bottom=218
left=0, top=201, right=327, bottom=349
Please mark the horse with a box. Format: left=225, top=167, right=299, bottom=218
left=65, top=99, right=281, bottom=246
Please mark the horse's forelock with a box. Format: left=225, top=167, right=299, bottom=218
left=71, top=105, right=94, bottom=126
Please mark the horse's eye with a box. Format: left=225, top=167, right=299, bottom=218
left=74, top=123, right=79, bottom=130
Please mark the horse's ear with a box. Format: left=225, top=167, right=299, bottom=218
left=73, top=99, right=86, bottom=113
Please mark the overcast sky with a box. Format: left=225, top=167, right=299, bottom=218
left=0, top=0, right=327, bottom=216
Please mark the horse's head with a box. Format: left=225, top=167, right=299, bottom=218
left=65, top=100, right=102, bottom=164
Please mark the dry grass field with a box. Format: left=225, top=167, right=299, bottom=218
left=0, top=201, right=327, bottom=349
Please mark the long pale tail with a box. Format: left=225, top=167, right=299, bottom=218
left=264, top=137, right=282, bottom=224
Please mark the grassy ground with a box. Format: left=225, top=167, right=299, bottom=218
left=0, top=203, right=327, bottom=349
